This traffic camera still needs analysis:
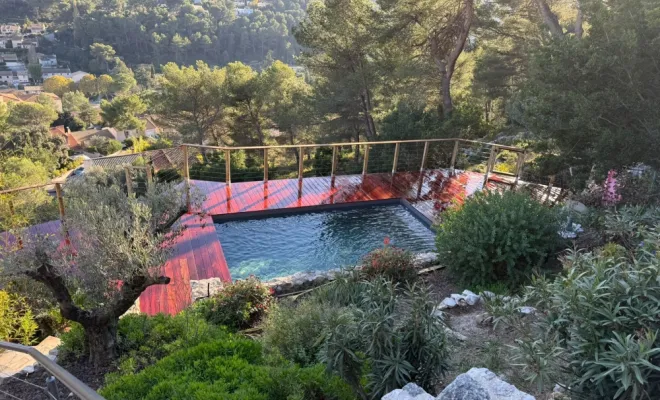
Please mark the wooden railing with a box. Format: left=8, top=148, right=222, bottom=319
left=0, top=139, right=526, bottom=229
left=182, top=138, right=526, bottom=186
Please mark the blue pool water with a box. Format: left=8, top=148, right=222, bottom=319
left=215, top=204, right=436, bottom=281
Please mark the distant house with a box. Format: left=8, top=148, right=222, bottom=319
left=16, top=38, right=38, bottom=49
left=38, top=54, right=57, bottom=67
left=23, top=85, right=43, bottom=93
left=0, top=24, right=20, bottom=36
left=27, top=23, right=46, bottom=35
left=1, top=53, right=18, bottom=62
left=49, top=125, right=67, bottom=138
left=42, top=67, right=72, bottom=79
left=0, top=71, right=14, bottom=85
left=236, top=8, right=254, bottom=15
left=122, top=116, right=161, bottom=139
left=14, top=70, right=28, bottom=83
left=0, top=89, right=62, bottom=111
left=84, top=147, right=195, bottom=172
left=0, top=38, right=7, bottom=49
left=70, top=70, right=90, bottom=83
left=67, top=128, right=126, bottom=150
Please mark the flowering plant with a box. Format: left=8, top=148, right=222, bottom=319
left=361, top=240, right=417, bottom=283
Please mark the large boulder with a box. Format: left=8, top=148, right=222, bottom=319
left=437, top=368, right=535, bottom=400
left=382, top=383, right=435, bottom=400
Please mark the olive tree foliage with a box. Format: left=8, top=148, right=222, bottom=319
left=0, top=168, right=204, bottom=365
left=488, top=206, right=660, bottom=399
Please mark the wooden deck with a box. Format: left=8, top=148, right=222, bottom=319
left=139, top=169, right=490, bottom=314
left=3, top=169, right=493, bottom=315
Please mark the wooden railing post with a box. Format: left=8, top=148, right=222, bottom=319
left=483, top=145, right=497, bottom=186
left=182, top=145, right=190, bottom=210
left=514, top=150, right=526, bottom=186
left=392, top=142, right=400, bottom=175
left=449, top=140, right=459, bottom=175
left=298, top=146, right=304, bottom=180
left=124, top=167, right=133, bottom=197
left=54, top=183, right=65, bottom=220
left=263, top=148, right=269, bottom=183
left=225, top=149, right=231, bottom=186
left=419, top=141, right=429, bottom=172
left=362, top=144, right=370, bottom=176
left=331, top=145, right=338, bottom=178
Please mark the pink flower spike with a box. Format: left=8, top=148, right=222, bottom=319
left=383, top=237, right=390, bottom=246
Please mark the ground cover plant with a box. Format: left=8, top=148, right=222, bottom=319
left=488, top=206, right=660, bottom=399
left=99, top=331, right=355, bottom=400
left=262, top=272, right=448, bottom=399
left=436, top=190, right=562, bottom=288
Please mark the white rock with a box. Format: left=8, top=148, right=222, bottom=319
left=480, top=290, right=496, bottom=299
left=461, top=289, right=477, bottom=297
left=382, top=383, right=435, bottom=400
left=564, top=200, right=588, bottom=214
left=414, top=252, right=439, bottom=268
left=465, top=294, right=481, bottom=306
left=553, top=384, right=566, bottom=393
left=444, top=327, right=468, bottom=341
left=450, top=293, right=465, bottom=302
left=190, top=277, right=224, bottom=301
left=519, top=306, right=536, bottom=315
left=440, top=297, right=457, bottom=308
left=437, top=368, right=535, bottom=400
left=21, top=365, right=35, bottom=374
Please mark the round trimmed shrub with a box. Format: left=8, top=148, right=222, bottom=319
left=436, top=190, right=561, bottom=288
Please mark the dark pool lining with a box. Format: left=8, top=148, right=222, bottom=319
left=211, top=198, right=435, bottom=231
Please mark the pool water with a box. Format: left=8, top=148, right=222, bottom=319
left=215, top=204, right=436, bottom=281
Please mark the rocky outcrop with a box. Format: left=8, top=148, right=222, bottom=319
left=190, top=277, right=224, bottom=301
left=380, top=368, right=535, bottom=400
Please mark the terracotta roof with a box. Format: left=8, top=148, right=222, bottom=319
left=50, top=125, right=66, bottom=137
left=0, top=92, right=22, bottom=103
left=85, top=147, right=199, bottom=172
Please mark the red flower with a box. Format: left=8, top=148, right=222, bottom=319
left=268, top=287, right=275, bottom=295
left=383, top=237, right=390, bottom=246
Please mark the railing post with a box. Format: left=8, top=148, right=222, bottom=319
left=124, top=167, right=133, bottom=197
left=298, top=146, right=304, bottom=180
left=331, top=145, right=338, bottom=178
left=392, top=142, right=400, bottom=175
left=419, top=141, right=429, bottom=172
left=46, top=376, right=61, bottom=400
left=449, top=140, right=459, bottom=175
left=514, top=150, right=526, bottom=186
left=263, top=148, right=269, bottom=183
left=483, top=145, right=497, bottom=186
left=182, top=145, right=190, bottom=210
left=362, top=144, right=370, bottom=176
left=54, top=183, right=65, bottom=219
left=225, top=149, right=231, bottom=186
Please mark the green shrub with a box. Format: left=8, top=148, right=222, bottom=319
left=436, top=191, right=562, bottom=288
left=488, top=207, right=660, bottom=399
left=360, top=245, right=417, bottom=283
left=0, top=290, right=38, bottom=345
left=60, top=311, right=224, bottom=380
left=194, top=276, right=273, bottom=331
left=262, top=277, right=449, bottom=399
left=100, top=333, right=355, bottom=400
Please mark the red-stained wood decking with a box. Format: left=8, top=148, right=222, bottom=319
left=138, top=169, right=491, bottom=314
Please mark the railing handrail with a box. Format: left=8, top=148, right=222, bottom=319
left=0, top=341, right=105, bottom=400
left=184, top=138, right=525, bottom=153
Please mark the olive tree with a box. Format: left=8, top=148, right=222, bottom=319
left=0, top=169, right=202, bottom=365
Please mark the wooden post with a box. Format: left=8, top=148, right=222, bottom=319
left=392, top=142, right=400, bottom=175
left=298, top=146, right=304, bottom=180
left=483, top=145, right=497, bottom=186
left=263, top=148, right=269, bottom=183
left=331, top=145, right=338, bottom=178
left=225, top=149, right=231, bottom=186
left=362, top=144, right=370, bottom=176
left=54, top=183, right=65, bottom=219
left=514, top=150, right=526, bottom=186
left=449, top=140, right=459, bottom=175
left=182, top=145, right=191, bottom=211
left=124, top=167, right=133, bottom=197
left=419, top=141, right=429, bottom=172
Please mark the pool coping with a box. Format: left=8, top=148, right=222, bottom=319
left=211, top=198, right=436, bottom=231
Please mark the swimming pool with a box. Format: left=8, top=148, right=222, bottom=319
left=214, top=203, right=436, bottom=281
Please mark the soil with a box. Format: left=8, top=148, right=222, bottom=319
left=0, top=358, right=113, bottom=400
left=421, top=267, right=554, bottom=399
